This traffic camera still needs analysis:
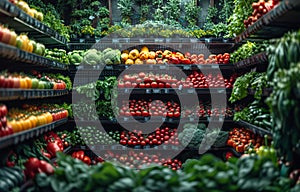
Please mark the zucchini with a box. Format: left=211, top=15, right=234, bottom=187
left=2, top=167, right=24, bottom=186
left=0, top=180, right=9, bottom=192
left=0, top=168, right=18, bottom=187
left=0, top=176, right=14, bottom=190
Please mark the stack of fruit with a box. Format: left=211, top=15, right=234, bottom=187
left=103, top=151, right=182, bottom=169
left=121, top=46, right=231, bottom=65
left=7, top=104, right=68, bottom=134
left=226, top=127, right=264, bottom=153
left=0, top=104, right=13, bottom=138
left=244, top=0, right=280, bottom=28
left=44, top=48, right=70, bottom=64
left=119, top=99, right=180, bottom=118
left=117, top=72, right=237, bottom=89
left=119, top=127, right=179, bottom=147
left=10, top=0, right=44, bottom=21
left=0, top=71, right=67, bottom=90
left=0, top=25, right=45, bottom=55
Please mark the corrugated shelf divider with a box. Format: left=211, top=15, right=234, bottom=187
left=0, top=118, right=68, bottom=150
left=0, top=42, right=68, bottom=70
left=117, top=88, right=232, bottom=95
left=69, top=145, right=239, bottom=155
left=69, top=64, right=234, bottom=72
left=236, top=120, right=272, bottom=137
left=72, top=116, right=233, bottom=125
left=235, top=0, right=300, bottom=43
left=0, top=89, right=69, bottom=101
left=234, top=52, right=268, bottom=69
left=0, top=1, right=67, bottom=45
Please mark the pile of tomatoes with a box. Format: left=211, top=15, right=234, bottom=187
left=119, top=99, right=180, bottom=118
left=119, top=127, right=179, bottom=147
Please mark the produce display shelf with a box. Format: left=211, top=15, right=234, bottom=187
left=0, top=89, right=68, bottom=101
left=96, top=37, right=235, bottom=44
left=67, top=38, right=235, bottom=54
left=118, top=88, right=232, bottom=95
left=236, top=120, right=272, bottom=137
left=66, top=145, right=241, bottom=158
left=72, top=117, right=234, bottom=125
left=234, top=52, right=268, bottom=69
left=0, top=118, right=68, bottom=150
left=69, top=64, right=234, bottom=72
left=0, top=42, right=68, bottom=70
left=248, top=88, right=273, bottom=97
left=0, top=0, right=67, bottom=45
left=235, top=0, right=300, bottom=43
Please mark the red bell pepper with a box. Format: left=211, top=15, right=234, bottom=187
left=83, top=156, right=91, bottom=165
left=46, top=142, right=62, bottom=157
left=38, top=160, right=54, bottom=175
left=41, top=148, right=52, bottom=159
left=24, top=157, right=40, bottom=179
left=181, top=58, right=191, bottom=64
left=169, top=57, right=180, bottom=64
left=6, top=150, right=17, bottom=167
left=225, top=152, right=233, bottom=160
left=24, top=157, right=54, bottom=179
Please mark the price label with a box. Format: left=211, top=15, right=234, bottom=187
left=153, top=89, right=160, bottom=93
left=217, top=89, right=225, bottom=93
left=124, top=88, right=129, bottom=93
left=105, top=65, right=113, bottom=70
left=146, top=89, right=151, bottom=94
left=183, top=65, right=191, bottom=70
left=164, top=89, right=169, bottom=94
left=112, top=38, right=119, bottom=43
left=212, top=65, right=219, bottom=69
left=187, top=89, right=194, bottom=94
left=159, top=65, right=166, bottom=69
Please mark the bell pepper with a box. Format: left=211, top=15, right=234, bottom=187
left=24, top=157, right=40, bottom=179
left=181, top=58, right=191, bottom=64
left=46, top=142, right=62, bottom=157
left=155, top=50, right=163, bottom=58
left=38, top=160, right=54, bottom=175
left=24, top=157, right=54, bottom=179
left=83, top=156, right=91, bottom=165
left=169, top=57, right=180, bottom=64
left=225, top=152, right=233, bottom=160
left=41, top=148, right=52, bottom=159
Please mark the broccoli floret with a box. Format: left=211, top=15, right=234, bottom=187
left=178, top=127, right=205, bottom=149
left=103, top=49, right=121, bottom=65
left=181, top=158, right=201, bottom=170
left=82, top=50, right=102, bottom=65
left=197, top=123, right=206, bottom=130
left=103, top=48, right=113, bottom=55
left=70, top=53, right=83, bottom=64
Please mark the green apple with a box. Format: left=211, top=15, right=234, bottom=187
left=31, top=78, right=39, bottom=89
left=38, top=81, right=45, bottom=89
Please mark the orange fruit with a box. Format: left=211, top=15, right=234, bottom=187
left=24, top=77, right=32, bottom=89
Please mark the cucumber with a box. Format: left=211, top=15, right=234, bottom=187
left=0, top=180, right=9, bottom=192
left=0, top=168, right=18, bottom=187
left=2, top=167, right=24, bottom=186
left=0, top=176, right=14, bottom=190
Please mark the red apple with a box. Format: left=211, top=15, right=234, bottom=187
left=0, top=105, right=8, bottom=117
left=1, top=27, right=12, bottom=44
